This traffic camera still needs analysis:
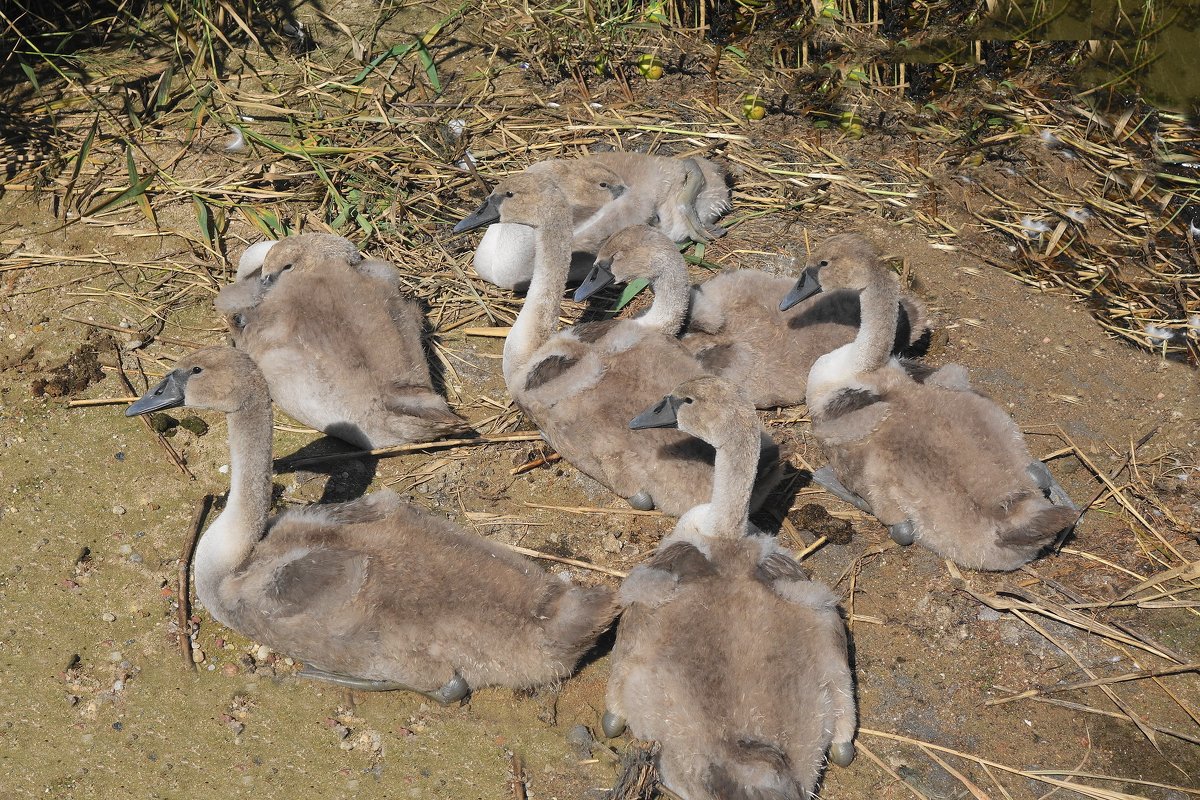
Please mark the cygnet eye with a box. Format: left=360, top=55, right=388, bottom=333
left=819, top=259, right=830, bottom=268
left=682, top=396, right=694, bottom=404
left=232, top=313, right=246, bottom=328
left=191, top=366, right=203, bottom=375
left=504, top=191, right=514, bottom=198
left=280, top=263, right=294, bottom=272
left=599, top=181, right=608, bottom=188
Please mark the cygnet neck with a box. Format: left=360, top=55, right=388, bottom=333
left=640, top=248, right=691, bottom=337
left=193, top=394, right=274, bottom=616
left=503, top=215, right=575, bottom=387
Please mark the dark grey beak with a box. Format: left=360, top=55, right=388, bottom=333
left=630, top=395, right=685, bottom=430
left=126, top=370, right=187, bottom=417
left=452, top=195, right=503, bottom=233
left=608, top=184, right=626, bottom=199
left=573, top=261, right=616, bottom=302
left=780, top=266, right=823, bottom=311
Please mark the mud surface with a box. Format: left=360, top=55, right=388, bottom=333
left=1, top=4, right=1199, bottom=799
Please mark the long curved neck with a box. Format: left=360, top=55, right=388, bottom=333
left=852, top=272, right=900, bottom=374
left=707, top=422, right=759, bottom=537
left=194, top=399, right=274, bottom=610
left=503, top=217, right=573, bottom=386
left=806, top=273, right=900, bottom=408
left=641, top=251, right=690, bottom=336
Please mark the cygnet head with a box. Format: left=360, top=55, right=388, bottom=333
left=126, top=347, right=267, bottom=417
left=574, top=225, right=679, bottom=302
left=629, top=375, right=757, bottom=451
left=780, top=233, right=884, bottom=311
left=454, top=165, right=623, bottom=233
left=526, top=160, right=627, bottom=225
left=256, top=233, right=361, bottom=287
left=236, top=240, right=278, bottom=280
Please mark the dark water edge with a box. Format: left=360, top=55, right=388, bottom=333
left=981, top=0, right=1200, bottom=113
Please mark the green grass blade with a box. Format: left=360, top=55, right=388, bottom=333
left=83, top=172, right=155, bottom=217
left=193, top=195, right=214, bottom=247
left=62, top=115, right=99, bottom=215
left=414, top=39, right=441, bottom=94
left=19, top=62, right=39, bottom=92
left=614, top=278, right=648, bottom=311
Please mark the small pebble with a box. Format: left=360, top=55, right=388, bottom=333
left=112, top=505, right=126, bottom=516
left=221, top=664, right=239, bottom=677
left=978, top=608, right=1001, bottom=622
left=112, top=721, right=123, bottom=731
left=118, top=544, right=132, bottom=556
left=109, top=651, right=122, bottom=662
left=192, top=648, right=206, bottom=664
left=114, top=452, right=125, bottom=462
left=101, top=612, right=117, bottom=623
left=566, top=724, right=592, bottom=748
left=112, top=680, right=124, bottom=692
left=129, top=553, right=142, bottom=564
left=255, top=645, right=271, bottom=662
left=601, top=534, right=623, bottom=554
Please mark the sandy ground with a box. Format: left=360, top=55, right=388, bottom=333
left=1, top=4, right=1199, bottom=798
left=2, top=190, right=1199, bottom=798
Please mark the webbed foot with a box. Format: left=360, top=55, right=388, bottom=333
left=889, top=520, right=916, bottom=546
left=704, top=224, right=728, bottom=239
left=430, top=673, right=471, bottom=705
left=829, top=741, right=855, bottom=767
left=601, top=710, right=627, bottom=738
left=811, top=466, right=873, bottom=514
left=1026, top=461, right=1078, bottom=510
left=299, top=667, right=469, bottom=705
left=627, top=491, right=655, bottom=511
left=299, top=666, right=414, bottom=693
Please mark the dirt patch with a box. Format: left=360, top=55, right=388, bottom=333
left=0, top=2, right=1197, bottom=799
left=29, top=330, right=113, bottom=398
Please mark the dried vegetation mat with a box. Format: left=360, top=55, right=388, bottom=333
left=1, top=0, right=1198, bottom=798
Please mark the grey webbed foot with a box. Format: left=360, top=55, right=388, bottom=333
left=299, top=666, right=415, bottom=693
left=811, top=466, right=873, bottom=514
left=829, top=741, right=855, bottom=767
left=601, top=710, right=627, bottom=738
left=627, top=491, right=655, bottom=511
left=299, top=667, right=469, bottom=705
left=889, top=520, right=916, bottom=546
left=704, top=224, right=728, bottom=239
left=429, top=673, right=470, bottom=705
left=1026, top=461, right=1078, bottom=510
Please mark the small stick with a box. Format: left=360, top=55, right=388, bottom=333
left=178, top=494, right=212, bottom=671
left=460, top=326, right=511, bottom=337
left=509, top=752, right=527, bottom=800
left=497, top=542, right=627, bottom=578
left=794, top=536, right=828, bottom=561
left=62, top=315, right=203, bottom=349
left=115, top=351, right=194, bottom=479
left=856, top=740, right=931, bottom=800
left=277, top=432, right=544, bottom=468
left=988, top=663, right=1200, bottom=706
left=523, top=501, right=663, bottom=517
left=510, top=453, right=561, bottom=475
left=67, top=396, right=140, bottom=407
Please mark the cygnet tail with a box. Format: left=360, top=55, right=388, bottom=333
left=385, top=389, right=474, bottom=441
left=703, top=738, right=803, bottom=800
left=540, top=583, right=619, bottom=666
left=996, top=492, right=1079, bottom=551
